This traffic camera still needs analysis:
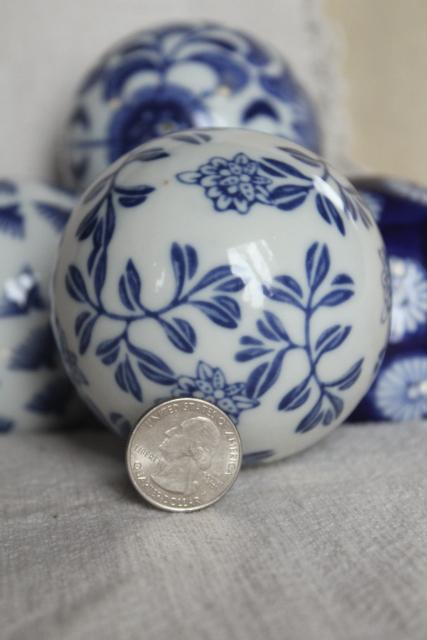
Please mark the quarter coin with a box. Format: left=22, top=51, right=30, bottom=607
left=126, top=397, right=242, bottom=512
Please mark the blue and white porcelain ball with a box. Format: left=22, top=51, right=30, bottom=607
left=0, top=180, right=78, bottom=431
left=349, top=176, right=427, bottom=423
left=52, top=128, right=389, bottom=462
left=58, top=22, right=321, bottom=193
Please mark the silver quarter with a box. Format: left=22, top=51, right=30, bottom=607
left=126, top=398, right=242, bottom=512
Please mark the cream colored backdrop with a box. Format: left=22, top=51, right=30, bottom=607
left=327, top=0, right=427, bottom=184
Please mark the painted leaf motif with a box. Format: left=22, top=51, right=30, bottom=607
left=115, top=184, right=155, bottom=208
left=252, top=349, right=287, bottom=397
left=0, top=204, right=24, bottom=238
left=305, top=243, right=330, bottom=292
left=295, top=398, right=324, bottom=433
left=189, top=265, right=233, bottom=294
left=191, top=300, right=239, bottom=328
left=171, top=243, right=187, bottom=298
left=260, top=157, right=309, bottom=180
left=318, top=289, right=354, bottom=307
left=240, top=336, right=263, bottom=346
left=315, top=325, right=351, bottom=356
left=277, top=147, right=322, bottom=168
left=274, top=275, right=303, bottom=298
left=160, top=318, right=196, bottom=353
left=262, top=285, right=303, bottom=308
left=327, top=392, right=344, bottom=417
left=35, top=202, right=70, bottom=232
left=8, top=325, right=56, bottom=370
left=246, top=362, right=269, bottom=398
left=75, top=311, right=92, bottom=336
left=78, top=316, right=96, bottom=355
left=119, top=275, right=135, bottom=310
left=235, top=347, right=273, bottom=362
left=125, top=259, right=142, bottom=307
left=215, top=277, right=245, bottom=293
left=328, top=358, right=363, bottom=391
left=130, top=147, right=170, bottom=163
left=124, top=357, right=142, bottom=401
left=315, top=193, right=345, bottom=236
left=332, top=274, right=354, bottom=286
left=270, top=184, right=309, bottom=211
left=94, top=252, right=107, bottom=298
left=66, top=266, right=88, bottom=302
left=96, top=336, right=122, bottom=365
left=278, top=376, right=311, bottom=411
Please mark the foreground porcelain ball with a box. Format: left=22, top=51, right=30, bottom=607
left=0, top=180, right=78, bottom=431
left=349, top=176, right=427, bottom=423
left=53, top=128, right=390, bottom=462
left=58, top=22, right=321, bottom=193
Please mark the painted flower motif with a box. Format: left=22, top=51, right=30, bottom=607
left=374, top=356, right=427, bottom=421
left=177, top=153, right=273, bottom=214
left=389, top=257, right=427, bottom=343
left=171, top=361, right=259, bottom=423
left=56, top=323, right=88, bottom=387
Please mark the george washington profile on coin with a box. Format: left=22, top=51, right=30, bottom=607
left=150, top=416, right=221, bottom=495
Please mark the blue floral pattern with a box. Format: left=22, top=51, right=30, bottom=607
left=236, top=242, right=363, bottom=432
left=389, top=257, right=427, bottom=342
left=64, top=168, right=362, bottom=432
left=56, top=134, right=386, bottom=442
left=0, top=180, right=71, bottom=238
left=178, top=145, right=373, bottom=235
left=374, top=356, right=427, bottom=421
left=177, top=153, right=272, bottom=213
left=62, top=23, right=321, bottom=190
left=171, top=361, right=259, bottom=423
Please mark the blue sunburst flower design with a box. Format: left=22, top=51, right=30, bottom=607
left=374, top=356, right=427, bottom=421
left=171, top=361, right=259, bottom=423
left=177, top=153, right=273, bottom=214
left=389, top=257, right=427, bottom=343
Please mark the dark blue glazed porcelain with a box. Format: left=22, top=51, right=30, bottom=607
left=349, top=176, right=427, bottom=422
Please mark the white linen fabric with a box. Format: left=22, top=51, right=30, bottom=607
left=1, top=422, right=427, bottom=640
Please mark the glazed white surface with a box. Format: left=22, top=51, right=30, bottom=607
left=53, top=128, right=390, bottom=460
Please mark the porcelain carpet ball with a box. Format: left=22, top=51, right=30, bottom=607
left=52, top=128, right=390, bottom=462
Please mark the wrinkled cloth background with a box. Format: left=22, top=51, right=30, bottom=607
left=1, top=2, right=426, bottom=639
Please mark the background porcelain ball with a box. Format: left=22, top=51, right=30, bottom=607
left=0, top=180, right=82, bottom=432
left=52, top=128, right=390, bottom=463
left=58, top=22, right=322, bottom=193
left=348, top=176, right=427, bottom=423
